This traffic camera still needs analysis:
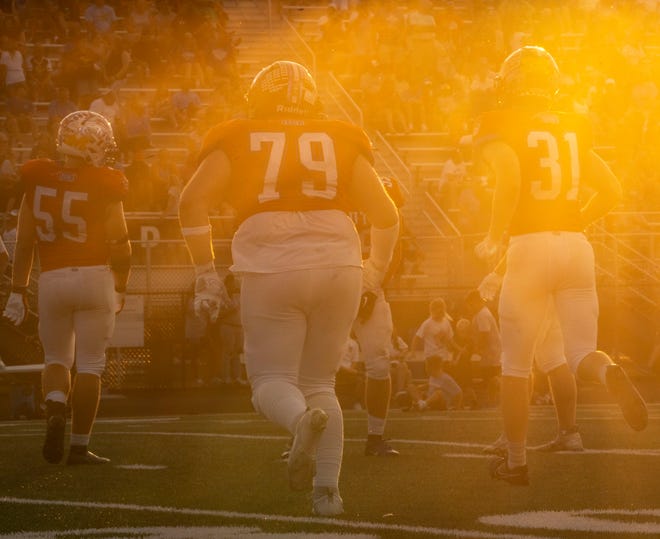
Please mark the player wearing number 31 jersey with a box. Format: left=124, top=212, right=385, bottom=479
left=179, top=61, right=399, bottom=516
left=474, top=46, right=647, bottom=485
left=2, top=110, right=131, bottom=466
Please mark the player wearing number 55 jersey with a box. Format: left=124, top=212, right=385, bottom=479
left=2, top=110, right=132, bottom=466
left=474, top=46, right=647, bottom=485
left=179, top=61, right=399, bottom=516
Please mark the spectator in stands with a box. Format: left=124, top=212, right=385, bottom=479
left=25, top=44, right=55, bottom=102
left=89, top=88, right=121, bottom=131
left=123, top=149, right=153, bottom=211
left=103, top=36, right=134, bottom=86
left=0, top=133, right=18, bottom=210
left=358, top=60, right=384, bottom=127
left=451, top=318, right=479, bottom=409
left=406, top=354, right=464, bottom=411
left=203, top=27, right=240, bottom=89
left=29, top=128, right=57, bottom=160
left=47, top=86, right=77, bottom=136
left=150, top=149, right=181, bottom=215
left=464, top=289, right=502, bottom=408
left=411, top=298, right=460, bottom=385
left=125, top=0, right=156, bottom=39
left=316, top=2, right=348, bottom=71
left=170, top=79, right=201, bottom=130
left=116, top=93, right=152, bottom=158
left=435, top=147, right=468, bottom=210
left=0, top=37, right=27, bottom=93
left=173, top=32, right=206, bottom=88
left=59, top=22, right=105, bottom=105
left=1, top=208, right=18, bottom=265
left=83, top=0, right=118, bottom=36
left=468, top=56, right=497, bottom=117
left=4, top=84, right=38, bottom=142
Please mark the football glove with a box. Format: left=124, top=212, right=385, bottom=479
left=114, top=290, right=126, bottom=314
left=474, top=236, right=500, bottom=260
left=194, top=269, right=231, bottom=323
left=478, top=272, right=503, bottom=302
left=3, top=291, right=28, bottom=326
left=362, top=258, right=387, bottom=291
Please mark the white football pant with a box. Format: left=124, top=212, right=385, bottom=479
left=38, top=265, right=115, bottom=376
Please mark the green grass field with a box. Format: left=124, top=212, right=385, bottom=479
left=0, top=403, right=659, bottom=538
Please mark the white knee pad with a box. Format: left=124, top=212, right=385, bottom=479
left=75, top=355, right=106, bottom=377
left=364, top=356, right=391, bottom=381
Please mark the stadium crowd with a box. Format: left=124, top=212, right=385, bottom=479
left=0, top=1, right=658, bottom=217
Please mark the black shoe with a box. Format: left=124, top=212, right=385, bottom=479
left=605, top=364, right=648, bottom=431
left=365, top=438, right=400, bottom=457
left=42, top=413, right=66, bottom=464
left=66, top=450, right=110, bottom=466
left=489, top=456, right=529, bottom=486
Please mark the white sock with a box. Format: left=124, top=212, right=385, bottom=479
left=367, top=415, right=385, bottom=436
left=307, top=391, right=343, bottom=490
left=251, top=380, right=307, bottom=434
left=70, top=433, right=90, bottom=447
left=507, top=441, right=526, bottom=468
left=45, top=391, right=67, bottom=404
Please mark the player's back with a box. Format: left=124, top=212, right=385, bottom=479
left=199, top=117, right=373, bottom=273
left=20, top=158, right=128, bottom=272
left=475, top=108, right=592, bottom=235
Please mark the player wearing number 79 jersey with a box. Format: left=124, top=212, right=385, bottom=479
left=474, top=46, right=647, bottom=486
left=3, top=110, right=131, bottom=466
left=179, top=60, right=399, bottom=516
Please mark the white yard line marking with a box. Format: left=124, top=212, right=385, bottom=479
left=2, top=430, right=658, bottom=457
left=0, top=497, right=559, bottom=539
left=480, top=509, right=660, bottom=535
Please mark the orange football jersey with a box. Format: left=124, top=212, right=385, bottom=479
left=198, top=117, right=374, bottom=224
left=20, top=158, right=128, bottom=272
left=474, top=108, right=593, bottom=235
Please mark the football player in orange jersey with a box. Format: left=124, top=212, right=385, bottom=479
left=474, top=46, right=647, bottom=485
left=2, top=110, right=131, bottom=465
left=353, top=175, right=405, bottom=457
left=179, top=60, right=399, bottom=516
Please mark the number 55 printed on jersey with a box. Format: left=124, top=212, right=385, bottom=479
left=33, top=185, right=88, bottom=243
left=251, top=132, right=338, bottom=202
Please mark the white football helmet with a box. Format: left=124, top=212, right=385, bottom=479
left=56, top=110, right=118, bottom=167
left=495, top=45, right=560, bottom=105
left=246, top=60, right=321, bottom=119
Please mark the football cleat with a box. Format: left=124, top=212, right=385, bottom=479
left=66, top=450, right=110, bottom=466
left=246, top=60, right=321, bottom=119
left=489, top=456, right=529, bottom=486
left=312, top=486, right=344, bottom=517
left=287, top=408, right=328, bottom=491
left=365, top=438, right=400, bottom=457
left=57, top=110, right=118, bottom=167
left=532, top=429, right=584, bottom=452
left=42, top=412, right=66, bottom=464
left=605, top=364, right=648, bottom=431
